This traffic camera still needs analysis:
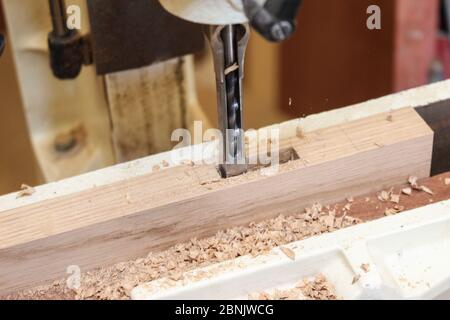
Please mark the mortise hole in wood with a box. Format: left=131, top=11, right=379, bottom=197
left=248, top=147, right=300, bottom=172
left=264, top=147, right=300, bottom=164
left=219, top=147, right=300, bottom=178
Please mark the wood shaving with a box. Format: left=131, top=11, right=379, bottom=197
left=280, top=247, right=296, bottom=261
left=161, top=160, right=169, bottom=168
left=385, top=205, right=405, bottom=216
left=200, top=178, right=221, bottom=186
left=408, top=176, right=419, bottom=189
left=125, top=193, right=132, bottom=204
left=360, top=263, right=370, bottom=273
left=7, top=202, right=361, bottom=300
left=419, top=185, right=434, bottom=195
left=408, top=176, right=434, bottom=195
left=296, top=125, right=305, bottom=139
left=402, top=188, right=412, bottom=196
left=347, top=197, right=354, bottom=203
left=386, top=113, right=393, bottom=122
left=378, top=190, right=390, bottom=202
left=250, top=274, right=337, bottom=300
left=352, top=274, right=361, bottom=285
left=297, top=274, right=337, bottom=300
left=181, top=160, right=195, bottom=167
left=390, top=194, right=400, bottom=204
left=16, top=184, right=35, bottom=198
left=339, top=211, right=348, bottom=228
left=445, top=178, right=450, bottom=186
left=224, top=63, right=239, bottom=75
left=374, top=142, right=384, bottom=148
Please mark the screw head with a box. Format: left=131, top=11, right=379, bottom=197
left=270, top=21, right=294, bottom=42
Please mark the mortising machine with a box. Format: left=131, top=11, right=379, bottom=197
left=0, top=0, right=303, bottom=178
left=159, top=0, right=303, bottom=177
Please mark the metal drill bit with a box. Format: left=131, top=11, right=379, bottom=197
left=223, top=25, right=241, bottom=165
left=208, top=24, right=250, bottom=178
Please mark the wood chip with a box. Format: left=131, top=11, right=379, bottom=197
left=169, top=273, right=183, bottom=281
left=161, top=160, right=169, bottom=168
left=296, top=125, right=305, bottom=139
left=181, top=160, right=195, bottom=167
left=390, top=194, right=400, bottom=204
left=408, top=176, right=419, bottom=189
left=16, top=184, right=35, bottom=198
left=280, top=247, right=296, bottom=261
left=445, top=178, right=450, bottom=186
left=374, top=142, right=384, bottom=148
left=385, top=204, right=405, bottom=216
left=352, top=274, right=361, bottom=285
left=360, top=263, right=370, bottom=273
left=258, top=292, right=270, bottom=300
left=224, top=63, right=239, bottom=75
left=7, top=202, right=361, bottom=300
left=347, top=197, right=354, bottom=203
left=419, top=185, right=434, bottom=195
left=401, top=187, right=412, bottom=196
left=339, top=211, right=348, bottom=228
left=251, top=274, right=338, bottom=300
left=386, top=113, right=393, bottom=122
left=385, top=207, right=400, bottom=216
left=378, top=190, right=390, bottom=202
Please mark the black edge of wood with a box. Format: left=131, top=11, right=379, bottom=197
left=416, top=99, right=450, bottom=175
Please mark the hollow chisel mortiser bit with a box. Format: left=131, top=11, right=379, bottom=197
left=206, top=1, right=303, bottom=178
left=208, top=24, right=250, bottom=178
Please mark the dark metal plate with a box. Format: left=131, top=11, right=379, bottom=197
left=416, top=100, right=450, bottom=175
left=87, top=0, right=205, bottom=74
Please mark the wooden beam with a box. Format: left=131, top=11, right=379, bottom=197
left=0, top=107, right=433, bottom=294
left=1, top=80, right=448, bottom=215
left=105, top=56, right=211, bottom=162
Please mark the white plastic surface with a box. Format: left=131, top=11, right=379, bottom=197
left=132, top=199, right=450, bottom=300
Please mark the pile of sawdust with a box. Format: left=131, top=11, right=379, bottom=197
left=249, top=274, right=338, bottom=300
left=5, top=203, right=360, bottom=300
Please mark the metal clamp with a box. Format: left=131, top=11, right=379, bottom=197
left=48, top=0, right=92, bottom=79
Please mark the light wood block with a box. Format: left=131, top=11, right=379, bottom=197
left=0, top=108, right=433, bottom=294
